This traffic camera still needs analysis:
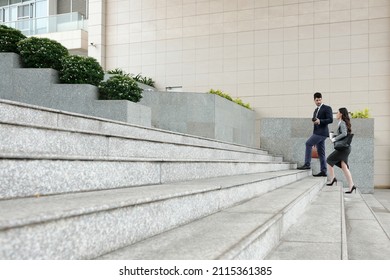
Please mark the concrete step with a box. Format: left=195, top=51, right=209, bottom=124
left=1, top=98, right=290, bottom=200
left=97, top=176, right=325, bottom=260
left=0, top=121, right=279, bottom=162
left=0, top=98, right=269, bottom=157
left=0, top=169, right=311, bottom=259
left=265, top=184, right=347, bottom=260
left=0, top=157, right=295, bottom=199
left=362, top=189, right=390, bottom=239
left=344, top=187, right=390, bottom=259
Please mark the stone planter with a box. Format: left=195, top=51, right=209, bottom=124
left=260, top=118, right=374, bottom=193
left=140, top=90, right=256, bottom=147
left=0, top=53, right=151, bottom=126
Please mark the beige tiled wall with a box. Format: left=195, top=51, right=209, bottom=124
left=89, top=0, right=390, bottom=187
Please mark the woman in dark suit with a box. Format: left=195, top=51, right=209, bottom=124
left=326, top=107, right=357, bottom=193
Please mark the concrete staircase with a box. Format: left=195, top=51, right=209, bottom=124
left=0, top=98, right=327, bottom=259
left=1, top=102, right=388, bottom=260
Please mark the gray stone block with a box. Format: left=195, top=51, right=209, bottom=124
left=140, top=90, right=256, bottom=147
left=0, top=52, right=23, bottom=69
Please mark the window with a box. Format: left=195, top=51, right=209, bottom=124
left=35, top=0, right=46, bottom=18
left=0, top=0, right=9, bottom=7
left=17, top=3, right=31, bottom=19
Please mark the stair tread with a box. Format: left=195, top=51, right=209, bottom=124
left=345, top=189, right=390, bottom=259
left=266, top=186, right=344, bottom=260
left=97, top=177, right=325, bottom=260
left=0, top=170, right=306, bottom=229
left=0, top=154, right=284, bottom=163
left=0, top=121, right=271, bottom=157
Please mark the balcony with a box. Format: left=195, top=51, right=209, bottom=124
left=4, top=12, right=87, bottom=36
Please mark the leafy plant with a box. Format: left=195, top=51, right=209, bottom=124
left=132, top=73, right=155, bottom=87
left=59, top=55, right=104, bottom=86
left=99, top=75, right=142, bottom=102
left=0, top=25, right=26, bottom=53
left=107, top=68, right=130, bottom=77
left=107, top=69, right=155, bottom=87
left=209, top=89, right=233, bottom=101
left=17, top=37, right=68, bottom=70
left=234, top=97, right=252, bottom=110
left=351, top=108, right=370, bottom=118
left=208, top=89, right=252, bottom=109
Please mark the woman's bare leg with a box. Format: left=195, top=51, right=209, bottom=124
left=341, top=161, right=354, bottom=189
left=327, top=163, right=335, bottom=182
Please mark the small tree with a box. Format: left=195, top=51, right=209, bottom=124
left=17, top=37, right=68, bottom=70
left=0, top=25, right=26, bottom=53
left=99, top=75, right=143, bottom=102
left=59, top=55, right=104, bottom=86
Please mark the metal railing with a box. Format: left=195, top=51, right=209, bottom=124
left=3, top=12, right=87, bottom=36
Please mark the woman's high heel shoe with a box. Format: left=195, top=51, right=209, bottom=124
left=326, top=177, right=337, bottom=186
left=345, top=185, right=357, bottom=194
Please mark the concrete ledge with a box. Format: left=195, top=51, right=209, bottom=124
left=260, top=118, right=374, bottom=193
left=140, top=90, right=256, bottom=147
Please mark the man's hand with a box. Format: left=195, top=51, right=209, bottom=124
left=314, top=119, right=320, bottom=125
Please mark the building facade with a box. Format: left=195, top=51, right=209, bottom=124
left=2, top=0, right=390, bottom=188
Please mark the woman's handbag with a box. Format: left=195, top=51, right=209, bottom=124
left=334, top=134, right=354, bottom=151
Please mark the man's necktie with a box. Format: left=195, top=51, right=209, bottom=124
left=313, top=107, right=319, bottom=119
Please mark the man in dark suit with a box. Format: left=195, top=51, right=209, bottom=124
left=298, top=92, right=333, bottom=176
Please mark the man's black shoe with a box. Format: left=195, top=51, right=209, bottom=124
left=297, top=165, right=311, bottom=170
left=313, top=171, right=327, bottom=177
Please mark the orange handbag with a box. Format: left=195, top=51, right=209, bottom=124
left=311, top=145, right=318, bottom=158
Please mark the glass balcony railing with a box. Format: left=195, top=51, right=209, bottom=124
left=4, top=12, right=87, bottom=36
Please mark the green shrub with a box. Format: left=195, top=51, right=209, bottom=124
left=59, top=55, right=104, bottom=86
left=107, top=68, right=130, bottom=77
left=208, top=89, right=233, bottom=101
left=234, top=97, right=252, bottom=110
left=99, top=75, right=142, bottom=102
left=0, top=25, right=26, bottom=53
left=132, top=73, right=155, bottom=87
left=208, top=89, right=252, bottom=109
left=108, top=69, right=155, bottom=87
left=17, top=37, right=68, bottom=70
left=351, top=108, right=370, bottom=118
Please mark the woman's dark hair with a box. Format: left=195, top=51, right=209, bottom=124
left=339, top=107, right=352, bottom=133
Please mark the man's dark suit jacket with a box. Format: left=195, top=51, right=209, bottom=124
left=313, top=104, right=333, bottom=137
